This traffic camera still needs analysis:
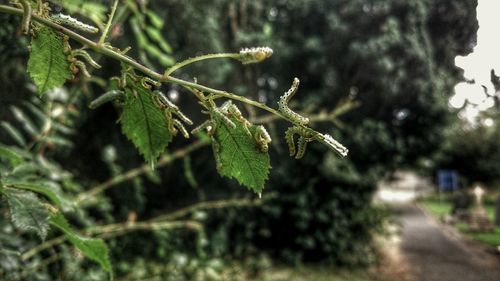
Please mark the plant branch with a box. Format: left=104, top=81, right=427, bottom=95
left=98, top=0, right=119, bottom=46
left=86, top=220, right=203, bottom=239
left=0, top=5, right=160, bottom=79
left=76, top=140, right=209, bottom=206
left=1, top=4, right=349, bottom=156
left=149, top=193, right=276, bottom=222
left=0, top=4, right=300, bottom=125
left=164, top=53, right=240, bottom=76
left=21, top=235, right=66, bottom=261
left=21, top=195, right=270, bottom=260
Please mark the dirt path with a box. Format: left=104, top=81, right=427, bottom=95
left=395, top=204, right=500, bottom=281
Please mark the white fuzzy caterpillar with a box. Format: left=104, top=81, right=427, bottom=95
left=278, top=78, right=309, bottom=125
left=51, top=13, right=99, bottom=34
left=239, top=47, right=273, bottom=64
left=322, top=134, right=349, bottom=157
left=254, top=125, right=272, bottom=153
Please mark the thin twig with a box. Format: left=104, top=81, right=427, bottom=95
left=86, top=220, right=203, bottom=239
left=149, top=194, right=276, bottom=222
left=164, top=53, right=240, bottom=77
left=98, top=0, right=119, bottom=46
left=21, top=195, right=270, bottom=260
left=21, top=235, right=66, bottom=261
left=76, top=140, right=208, bottom=205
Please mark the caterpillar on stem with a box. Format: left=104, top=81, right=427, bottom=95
left=239, top=47, right=273, bottom=64
left=278, top=78, right=309, bottom=125
left=73, top=60, right=91, bottom=78
left=51, top=13, right=99, bottom=34
left=191, top=120, right=212, bottom=135
left=89, top=90, right=125, bottom=109
left=19, top=0, right=31, bottom=34
left=72, top=50, right=101, bottom=69
left=284, top=126, right=313, bottom=159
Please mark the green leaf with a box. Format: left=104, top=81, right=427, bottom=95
left=27, top=26, right=71, bottom=95
left=1, top=121, right=26, bottom=147
left=0, top=145, right=25, bottom=167
left=146, top=11, right=164, bottom=29
left=213, top=116, right=271, bottom=193
left=3, top=180, right=74, bottom=211
left=50, top=213, right=112, bottom=274
left=120, top=85, right=172, bottom=165
left=145, top=26, right=173, bottom=54
left=2, top=188, right=51, bottom=240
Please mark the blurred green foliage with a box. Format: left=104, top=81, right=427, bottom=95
left=0, top=0, right=478, bottom=279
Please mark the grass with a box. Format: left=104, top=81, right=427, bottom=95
left=420, top=197, right=453, bottom=218
left=419, top=195, right=500, bottom=247
left=455, top=223, right=500, bottom=246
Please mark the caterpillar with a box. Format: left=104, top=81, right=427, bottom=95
left=72, top=50, right=101, bottom=69
left=278, top=78, right=310, bottom=125
left=239, top=47, right=273, bottom=64
left=51, top=13, right=99, bottom=34
left=191, top=120, right=212, bottom=135
left=322, top=134, right=349, bottom=157
left=151, top=91, right=193, bottom=137
left=224, top=102, right=253, bottom=136
left=89, top=90, right=125, bottom=109
left=174, top=109, right=194, bottom=126
left=285, top=127, right=298, bottom=157
left=212, top=108, right=236, bottom=129
left=172, top=119, right=189, bottom=139
left=284, top=126, right=313, bottom=159
left=19, top=0, right=31, bottom=34
left=254, top=125, right=271, bottom=153
left=141, top=77, right=161, bottom=90
left=73, top=60, right=91, bottom=78
left=295, top=135, right=311, bottom=159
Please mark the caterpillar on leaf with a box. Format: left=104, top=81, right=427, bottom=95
left=151, top=91, right=193, bottom=138
left=254, top=125, right=272, bottom=153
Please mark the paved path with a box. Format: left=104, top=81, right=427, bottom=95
left=395, top=204, right=500, bottom=281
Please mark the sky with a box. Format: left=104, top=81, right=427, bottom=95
left=450, top=0, right=499, bottom=121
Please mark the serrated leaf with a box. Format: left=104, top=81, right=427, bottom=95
left=50, top=213, right=112, bottom=274
left=27, top=26, right=71, bottom=95
left=213, top=116, right=271, bottom=193
left=3, top=180, right=74, bottom=212
left=120, top=85, right=172, bottom=165
left=2, top=188, right=50, bottom=240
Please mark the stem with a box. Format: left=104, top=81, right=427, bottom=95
left=98, top=0, right=119, bottom=46
left=164, top=53, right=241, bottom=77
left=0, top=5, right=161, bottom=79
left=21, top=196, right=269, bottom=260
left=0, top=4, right=348, bottom=153
left=21, top=235, right=66, bottom=261
left=86, top=220, right=203, bottom=239
left=76, top=140, right=208, bottom=205
left=149, top=195, right=274, bottom=222
left=169, top=76, right=288, bottom=119
left=0, top=5, right=297, bottom=124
